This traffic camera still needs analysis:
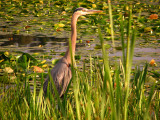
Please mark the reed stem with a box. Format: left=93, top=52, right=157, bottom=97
left=124, top=5, right=133, bottom=120
left=108, top=0, right=115, bottom=53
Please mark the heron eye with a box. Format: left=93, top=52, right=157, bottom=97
left=82, top=9, right=87, bottom=12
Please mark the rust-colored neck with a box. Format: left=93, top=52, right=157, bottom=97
left=64, top=13, right=79, bottom=64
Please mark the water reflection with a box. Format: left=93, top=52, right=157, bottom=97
left=0, top=34, right=87, bottom=54
left=1, top=35, right=34, bottom=46
left=0, top=34, right=68, bottom=47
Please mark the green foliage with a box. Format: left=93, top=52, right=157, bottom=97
left=0, top=52, right=158, bottom=120
left=0, top=0, right=159, bottom=120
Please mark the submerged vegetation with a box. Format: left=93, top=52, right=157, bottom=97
left=0, top=0, right=160, bottom=120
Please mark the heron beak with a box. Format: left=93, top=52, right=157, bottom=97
left=87, top=9, right=103, bottom=14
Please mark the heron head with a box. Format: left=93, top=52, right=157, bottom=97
left=74, top=8, right=102, bottom=16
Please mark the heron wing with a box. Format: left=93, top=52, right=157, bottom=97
left=55, top=63, right=72, bottom=97
left=44, top=57, right=72, bottom=97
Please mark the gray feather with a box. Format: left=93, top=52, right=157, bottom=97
left=43, top=57, right=72, bottom=97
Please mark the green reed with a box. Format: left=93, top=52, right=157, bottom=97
left=108, top=0, right=115, bottom=52
left=98, top=26, right=116, bottom=119
left=124, top=5, right=134, bottom=120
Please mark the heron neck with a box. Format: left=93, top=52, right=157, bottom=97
left=64, top=13, right=79, bottom=64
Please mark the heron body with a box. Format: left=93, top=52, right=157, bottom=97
left=43, top=57, right=71, bottom=97
left=43, top=8, right=102, bottom=97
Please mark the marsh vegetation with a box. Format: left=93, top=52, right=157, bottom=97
left=0, top=0, right=160, bottom=119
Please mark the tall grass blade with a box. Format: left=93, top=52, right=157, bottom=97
left=100, top=95, right=105, bottom=120
left=90, top=55, right=93, bottom=87
left=115, top=66, right=121, bottom=120
left=130, top=27, right=136, bottom=67
left=98, top=26, right=116, bottom=120
left=86, top=89, right=91, bottom=120
left=33, top=73, right=37, bottom=119
left=124, top=5, right=133, bottom=120
left=97, top=59, right=104, bottom=81
left=144, top=84, right=156, bottom=120
left=74, top=81, right=80, bottom=120
left=69, top=38, right=81, bottom=120
left=68, top=102, right=75, bottom=120
left=120, top=13, right=126, bottom=69
left=108, top=0, right=115, bottom=52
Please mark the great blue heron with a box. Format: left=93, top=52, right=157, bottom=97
left=43, top=8, right=102, bottom=97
